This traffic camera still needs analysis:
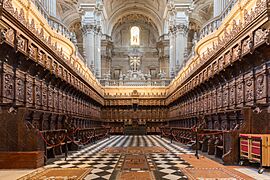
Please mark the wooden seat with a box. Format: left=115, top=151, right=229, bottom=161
left=208, top=136, right=216, bottom=155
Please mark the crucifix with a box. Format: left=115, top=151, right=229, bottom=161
left=130, top=56, right=140, bottom=71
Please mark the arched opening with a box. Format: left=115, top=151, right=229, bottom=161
left=130, top=26, right=140, bottom=46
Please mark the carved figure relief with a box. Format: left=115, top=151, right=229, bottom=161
left=42, top=86, right=47, bottom=108
left=229, top=83, right=236, bottom=106
left=26, top=80, right=33, bottom=105
left=16, top=77, right=24, bottom=101
left=245, top=78, right=254, bottom=102
left=35, top=83, right=41, bottom=106
left=3, top=73, right=13, bottom=100
left=256, top=75, right=265, bottom=100
left=48, top=87, right=53, bottom=108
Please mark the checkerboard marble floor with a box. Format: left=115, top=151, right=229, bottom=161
left=46, top=135, right=194, bottom=180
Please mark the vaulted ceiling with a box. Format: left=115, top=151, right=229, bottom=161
left=104, top=0, right=167, bottom=36
left=56, top=0, right=214, bottom=37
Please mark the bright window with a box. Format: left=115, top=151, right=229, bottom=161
left=131, top=26, right=140, bottom=46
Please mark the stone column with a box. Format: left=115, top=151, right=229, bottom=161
left=157, top=34, right=170, bottom=78
left=48, top=0, right=56, bottom=17
left=169, top=28, right=176, bottom=78
left=101, top=35, right=113, bottom=79
left=214, top=0, right=230, bottom=17
left=214, top=0, right=222, bottom=17
left=175, top=24, right=188, bottom=72
left=95, top=27, right=102, bottom=78
left=82, top=25, right=95, bottom=70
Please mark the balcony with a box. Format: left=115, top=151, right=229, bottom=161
left=199, top=0, right=238, bottom=40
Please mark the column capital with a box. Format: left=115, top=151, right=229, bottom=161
left=82, top=24, right=95, bottom=34
left=175, top=24, right=188, bottom=34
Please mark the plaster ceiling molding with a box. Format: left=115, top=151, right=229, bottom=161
left=189, top=0, right=213, bottom=27
left=113, top=14, right=159, bottom=33
left=57, top=0, right=79, bottom=26
left=104, top=0, right=166, bottom=36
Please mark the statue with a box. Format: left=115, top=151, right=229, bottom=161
left=158, top=70, right=166, bottom=79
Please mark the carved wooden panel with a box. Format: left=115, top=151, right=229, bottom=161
left=29, top=43, right=38, bottom=61
left=53, top=88, right=59, bottom=112
left=241, top=36, right=252, bottom=56
left=207, top=91, right=212, bottom=113
left=62, top=92, right=67, bottom=112
left=229, top=80, right=236, bottom=109
left=34, top=79, right=42, bottom=108
left=232, top=45, right=240, bottom=62
left=268, top=62, right=270, bottom=103
left=48, top=85, right=53, bottom=110
left=223, top=83, right=229, bottom=109
left=37, top=50, right=45, bottom=66
left=17, top=34, right=28, bottom=54
left=224, top=50, right=232, bottom=68
left=255, top=64, right=267, bottom=104
left=217, top=87, right=223, bottom=110
left=254, top=28, right=269, bottom=48
left=58, top=90, right=63, bottom=112
left=42, top=82, right=48, bottom=110
left=15, top=70, right=25, bottom=105
left=236, top=75, right=244, bottom=107
left=212, top=60, right=219, bottom=74
left=25, top=74, right=34, bottom=107
left=244, top=71, right=254, bottom=106
left=212, top=89, right=217, bottom=112
left=0, top=62, right=2, bottom=103
left=46, top=57, right=52, bottom=70
left=2, top=63, right=14, bottom=103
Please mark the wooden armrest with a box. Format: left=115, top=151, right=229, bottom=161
left=216, top=146, right=224, bottom=149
